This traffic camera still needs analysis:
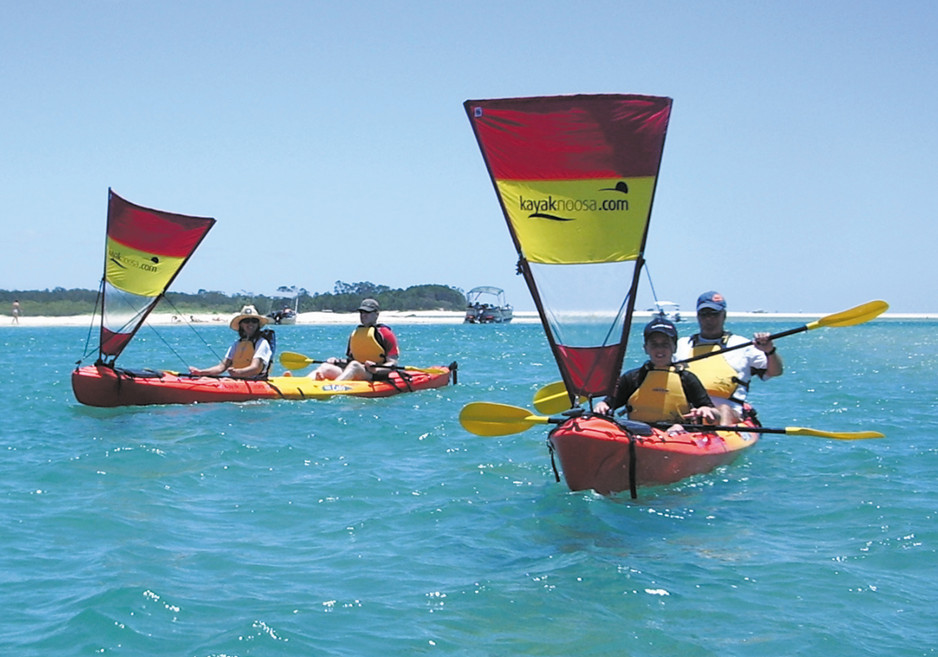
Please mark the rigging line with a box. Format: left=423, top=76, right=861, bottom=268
left=576, top=289, right=633, bottom=404
left=78, top=278, right=106, bottom=362
left=159, top=295, right=226, bottom=367
left=642, top=262, right=662, bottom=307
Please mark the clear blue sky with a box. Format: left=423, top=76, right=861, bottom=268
left=3, top=1, right=935, bottom=313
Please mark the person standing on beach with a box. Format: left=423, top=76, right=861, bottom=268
left=674, top=291, right=782, bottom=420
left=311, top=298, right=399, bottom=381
left=12, top=300, right=20, bottom=325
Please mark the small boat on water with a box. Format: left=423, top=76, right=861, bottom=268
left=648, top=301, right=682, bottom=322
left=267, top=290, right=299, bottom=325
left=267, top=306, right=297, bottom=325
left=464, top=286, right=513, bottom=324
left=71, top=190, right=455, bottom=407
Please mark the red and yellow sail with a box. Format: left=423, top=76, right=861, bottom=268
left=465, top=95, right=672, bottom=399
left=99, top=190, right=215, bottom=359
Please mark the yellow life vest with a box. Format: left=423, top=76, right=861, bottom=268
left=685, top=341, right=740, bottom=399
left=627, top=368, right=690, bottom=423
left=231, top=339, right=257, bottom=369
left=348, top=326, right=387, bottom=364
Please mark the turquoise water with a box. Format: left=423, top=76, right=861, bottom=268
left=2, top=319, right=936, bottom=656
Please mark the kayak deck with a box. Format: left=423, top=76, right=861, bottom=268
left=72, top=363, right=456, bottom=407
left=548, top=414, right=759, bottom=496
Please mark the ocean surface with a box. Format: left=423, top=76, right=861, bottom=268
left=2, top=318, right=936, bottom=656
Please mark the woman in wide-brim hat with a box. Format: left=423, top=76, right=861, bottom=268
left=229, top=305, right=270, bottom=331
left=189, top=306, right=273, bottom=379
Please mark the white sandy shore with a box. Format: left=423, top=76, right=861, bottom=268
left=3, top=310, right=935, bottom=328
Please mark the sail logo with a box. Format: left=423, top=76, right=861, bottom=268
left=108, top=247, right=161, bottom=273
left=519, top=186, right=630, bottom=222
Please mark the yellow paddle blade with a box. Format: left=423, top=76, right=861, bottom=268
left=401, top=365, right=449, bottom=375
left=808, top=300, right=889, bottom=330
left=459, top=402, right=550, bottom=436
left=785, top=426, right=884, bottom=440
left=533, top=381, right=586, bottom=415
left=279, top=351, right=316, bottom=370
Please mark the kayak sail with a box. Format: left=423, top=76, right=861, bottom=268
left=96, top=189, right=216, bottom=363
left=464, top=94, right=672, bottom=403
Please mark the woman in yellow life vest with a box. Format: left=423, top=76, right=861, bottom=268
left=312, top=298, right=400, bottom=381
left=188, top=306, right=273, bottom=379
left=594, top=318, right=732, bottom=429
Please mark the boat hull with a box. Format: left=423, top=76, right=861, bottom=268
left=548, top=415, right=759, bottom=495
left=464, top=307, right=513, bottom=324
left=72, top=363, right=454, bottom=407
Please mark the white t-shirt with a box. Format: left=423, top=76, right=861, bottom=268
left=675, top=333, right=767, bottom=407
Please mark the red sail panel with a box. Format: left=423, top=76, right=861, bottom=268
left=556, top=345, right=623, bottom=395
left=468, top=95, right=671, bottom=180
left=465, top=95, right=672, bottom=400
left=99, top=190, right=215, bottom=361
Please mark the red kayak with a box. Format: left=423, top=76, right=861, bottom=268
left=548, top=414, right=760, bottom=496
left=72, top=363, right=456, bottom=408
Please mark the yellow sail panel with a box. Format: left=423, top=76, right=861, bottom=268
left=105, top=236, right=187, bottom=297
left=496, top=177, right=657, bottom=264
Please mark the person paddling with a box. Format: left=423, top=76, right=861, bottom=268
left=675, top=291, right=783, bottom=421
left=189, top=306, right=272, bottom=379
left=594, top=318, right=732, bottom=430
left=311, top=298, right=400, bottom=381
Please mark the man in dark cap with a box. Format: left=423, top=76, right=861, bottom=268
left=675, top=291, right=783, bottom=419
left=595, top=318, right=727, bottom=428
left=312, top=298, right=400, bottom=381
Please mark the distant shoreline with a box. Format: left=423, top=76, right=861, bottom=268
left=2, top=310, right=935, bottom=328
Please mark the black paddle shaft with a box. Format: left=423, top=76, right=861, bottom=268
left=673, top=325, right=807, bottom=365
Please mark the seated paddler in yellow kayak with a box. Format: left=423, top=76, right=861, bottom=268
left=310, top=298, right=401, bottom=382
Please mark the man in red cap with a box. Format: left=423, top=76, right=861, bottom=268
left=675, top=291, right=783, bottom=420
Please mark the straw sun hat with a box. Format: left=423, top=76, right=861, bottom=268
left=229, top=305, right=270, bottom=331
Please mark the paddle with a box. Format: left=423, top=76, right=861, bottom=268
left=650, top=423, right=884, bottom=440
left=460, top=402, right=884, bottom=440
left=532, top=300, right=890, bottom=412
left=674, top=299, right=889, bottom=365
left=279, top=351, right=447, bottom=374
left=532, top=380, right=588, bottom=415
left=459, top=402, right=564, bottom=436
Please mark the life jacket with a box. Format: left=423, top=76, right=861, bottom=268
left=347, top=325, right=389, bottom=364
left=627, top=368, right=690, bottom=423
left=684, top=332, right=745, bottom=401
left=231, top=329, right=276, bottom=377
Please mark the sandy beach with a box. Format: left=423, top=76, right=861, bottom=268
left=3, top=309, right=934, bottom=328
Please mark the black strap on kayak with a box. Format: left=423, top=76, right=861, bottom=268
left=264, top=380, right=286, bottom=399
left=604, top=415, right=652, bottom=499
left=384, top=369, right=414, bottom=393
left=546, top=432, right=562, bottom=483
left=628, top=436, right=638, bottom=500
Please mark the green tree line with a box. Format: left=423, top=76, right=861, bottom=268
left=0, top=282, right=467, bottom=317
